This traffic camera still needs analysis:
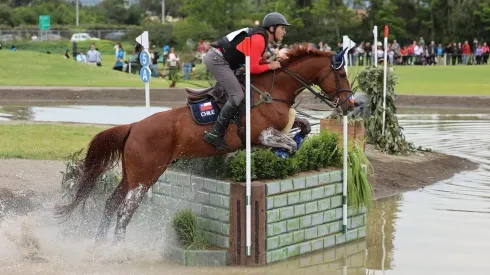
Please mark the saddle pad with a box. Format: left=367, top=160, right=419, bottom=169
left=188, top=99, right=220, bottom=125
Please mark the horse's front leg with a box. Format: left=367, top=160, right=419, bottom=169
left=259, top=127, right=297, bottom=153
left=291, top=117, right=311, bottom=138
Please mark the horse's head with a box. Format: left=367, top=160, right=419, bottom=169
left=280, top=45, right=354, bottom=115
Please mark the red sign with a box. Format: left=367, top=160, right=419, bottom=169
left=236, top=37, right=251, bottom=56
left=384, top=25, right=389, bottom=37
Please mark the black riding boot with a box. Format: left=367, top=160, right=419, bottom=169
left=204, top=100, right=239, bottom=150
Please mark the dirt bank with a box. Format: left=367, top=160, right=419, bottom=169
left=1, top=86, right=489, bottom=109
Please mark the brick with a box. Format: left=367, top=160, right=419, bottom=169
left=266, top=252, right=272, bottom=263
left=267, top=225, right=274, bottom=236
left=209, top=194, right=223, bottom=207
left=358, top=226, right=366, bottom=238
left=311, top=187, right=324, bottom=200
left=287, top=218, right=300, bottom=231
left=279, top=233, right=293, bottom=247
left=346, top=229, right=358, bottom=241
left=280, top=179, right=294, bottom=193
left=336, top=183, right=343, bottom=195
left=216, top=235, right=229, bottom=248
left=197, top=217, right=210, bottom=231
left=158, top=173, right=166, bottom=182
left=287, top=192, right=300, bottom=205
left=305, top=227, right=318, bottom=240
left=348, top=206, right=358, bottom=216
left=166, top=171, right=178, bottom=184
left=329, top=221, right=341, bottom=234
left=273, top=221, right=287, bottom=235
left=160, top=183, right=172, bottom=196
left=293, top=230, right=305, bottom=243
left=223, top=223, right=230, bottom=235
left=267, top=209, right=280, bottom=223
left=171, top=185, right=183, bottom=198
left=317, top=223, right=330, bottom=237
left=190, top=175, right=204, bottom=190
left=292, top=177, right=306, bottom=190
left=196, top=191, right=210, bottom=204
left=335, top=208, right=343, bottom=220
left=203, top=179, right=217, bottom=192
left=351, top=215, right=364, bottom=228
left=318, top=172, right=330, bottom=184
left=204, top=232, right=217, bottom=245
left=271, top=248, right=287, bottom=262
left=306, top=175, right=319, bottom=188
left=266, top=197, right=274, bottom=209
left=222, top=196, right=230, bottom=209
left=323, top=209, right=336, bottom=223
left=299, top=242, right=312, bottom=254
left=299, top=215, right=312, bottom=228
left=299, top=190, right=312, bottom=202
left=183, top=188, right=195, bottom=201
left=279, top=206, right=294, bottom=220
left=202, top=206, right=214, bottom=219
left=267, top=236, right=279, bottom=250
left=266, top=181, right=281, bottom=195
left=215, top=208, right=229, bottom=222
left=323, top=235, right=335, bottom=248
left=331, top=196, right=343, bottom=208
left=294, top=204, right=305, bottom=216
left=287, top=244, right=300, bottom=257
left=330, top=171, right=342, bottom=182
left=336, top=233, right=346, bottom=245
left=216, top=181, right=230, bottom=195
left=305, top=201, right=318, bottom=214
left=311, top=213, right=324, bottom=226
left=324, top=184, right=336, bottom=197
left=318, top=198, right=331, bottom=211
left=178, top=173, right=191, bottom=187
left=273, top=194, right=288, bottom=208
left=311, top=238, right=323, bottom=251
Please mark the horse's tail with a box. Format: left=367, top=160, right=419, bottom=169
left=55, top=124, right=132, bottom=219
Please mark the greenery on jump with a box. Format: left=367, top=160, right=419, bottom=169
left=171, top=209, right=209, bottom=250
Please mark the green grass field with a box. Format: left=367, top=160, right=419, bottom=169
left=0, top=50, right=208, bottom=88
left=0, top=123, right=109, bottom=160
left=0, top=50, right=489, bottom=95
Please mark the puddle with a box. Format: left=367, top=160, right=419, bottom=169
left=1, top=104, right=489, bottom=274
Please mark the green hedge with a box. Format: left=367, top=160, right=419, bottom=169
left=170, top=131, right=341, bottom=182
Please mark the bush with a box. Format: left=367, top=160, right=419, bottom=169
left=171, top=209, right=208, bottom=250
left=357, top=66, right=416, bottom=154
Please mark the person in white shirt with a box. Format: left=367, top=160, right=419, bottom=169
left=166, top=47, right=180, bottom=87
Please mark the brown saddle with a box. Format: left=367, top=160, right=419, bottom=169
left=186, top=72, right=246, bottom=107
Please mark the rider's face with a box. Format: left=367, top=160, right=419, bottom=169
left=274, top=25, right=287, bottom=41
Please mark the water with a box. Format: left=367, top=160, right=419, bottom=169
left=1, top=105, right=489, bottom=274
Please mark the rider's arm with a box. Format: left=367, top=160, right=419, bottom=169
left=249, top=34, right=271, bottom=74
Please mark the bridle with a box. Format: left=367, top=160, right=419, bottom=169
left=278, top=52, right=354, bottom=114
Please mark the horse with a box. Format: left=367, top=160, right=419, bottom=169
left=54, top=44, right=355, bottom=244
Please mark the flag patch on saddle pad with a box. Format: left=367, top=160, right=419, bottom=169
left=188, top=99, right=220, bottom=125
left=200, top=101, right=213, bottom=112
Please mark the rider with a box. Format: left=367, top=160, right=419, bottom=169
left=203, top=12, right=290, bottom=150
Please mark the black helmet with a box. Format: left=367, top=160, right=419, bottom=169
left=262, top=12, right=291, bottom=28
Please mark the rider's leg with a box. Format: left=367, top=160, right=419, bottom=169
left=202, top=50, right=244, bottom=150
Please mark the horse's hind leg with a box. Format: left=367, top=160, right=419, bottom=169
left=95, top=178, right=128, bottom=243
left=113, top=183, right=149, bottom=244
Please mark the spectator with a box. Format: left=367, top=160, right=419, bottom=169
left=86, top=43, right=98, bottom=66
left=167, top=47, right=179, bottom=88
left=76, top=50, right=87, bottom=63
left=436, top=43, right=444, bottom=65
left=462, top=40, right=471, bottom=65
left=482, top=42, right=489, bottom=64
left=113, top=45, right=125, bottom=71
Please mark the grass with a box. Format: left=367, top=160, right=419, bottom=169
left=348, top=65, right=490, bottom=96
left=1, top=49, right=489, bottom=95
left=0, top=50, right=209, bottom=88
left=0, top=123, right=109, bottom=160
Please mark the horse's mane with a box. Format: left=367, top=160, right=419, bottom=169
left=280, top=42, right=333, bottom=66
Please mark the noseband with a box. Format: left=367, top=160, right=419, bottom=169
left=279, top=54, right=353, bottom=114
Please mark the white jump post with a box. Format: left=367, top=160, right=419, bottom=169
left=373, top=26, right=378, bottom=67
left=341, top=35, right=355, bottom=234
left=236, top=37, right=252, bottom=256
left=136, top=30, right=153, bottom=197
left=382, top=25, right=389, bottom=135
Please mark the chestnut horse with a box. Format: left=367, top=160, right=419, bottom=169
left=55, top=45, right=354, bottom=243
